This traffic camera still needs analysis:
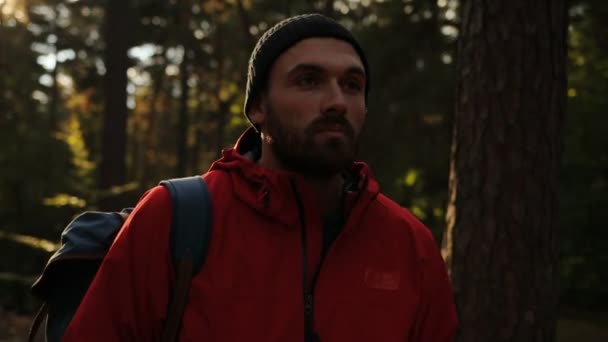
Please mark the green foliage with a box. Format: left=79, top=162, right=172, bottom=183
left=395, top=168, right=448, bottom=239
left=559, top=0, right=608, bottom=310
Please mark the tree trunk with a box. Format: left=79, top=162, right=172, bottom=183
left=190, top=71, right=206, bottom=174
left=176, top=50, right=190, bottom=176
left=441, top=1, right=567, bottom=341
left=140, top=62, right=165, bottom=189
left=323, top=0, right=335, bottom=18
left=236, top=0, right=255, bottom=47
left=49, top=45, right=59, bottom=133
left=214, top=23, right=228, bottom=158
left=175, top=0, right=190, bottom=177
left=99, top=0, right=130, bottom=209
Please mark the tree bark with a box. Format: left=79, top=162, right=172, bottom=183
left=441, top=1, right=567, bottom=341
left=235, top=0, right=255, bottom=48
left=176, top=50, right=190, bottom=177
left=190, top=70, right=206, bottom=174
left=323, top=0, right=335, bottom=19
left=213, top=22, right=230, bottom=157
left=49, top=40, right=59, bottom=133
left=100, top=0, right=130, bottom=209
left=140, top=61, right=165, bottom=189
left=175, top=0, right=191, bottom=177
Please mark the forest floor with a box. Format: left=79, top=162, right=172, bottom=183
left=1, top=309, right=607, bottom=341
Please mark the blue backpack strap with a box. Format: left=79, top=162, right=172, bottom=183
left=160, top=176, right=212, bottom=274
left=159, top=176, right=212, bottom=342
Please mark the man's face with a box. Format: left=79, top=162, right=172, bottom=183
left=251, top=37, right=367, bottom=178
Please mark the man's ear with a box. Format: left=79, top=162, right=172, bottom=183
left=248, top=96, right=266, bottom=127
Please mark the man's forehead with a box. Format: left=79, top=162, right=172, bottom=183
left=278, top=37, right=365, bottom=72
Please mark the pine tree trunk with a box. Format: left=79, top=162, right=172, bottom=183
left=100, top=0, right=130, bottom=209
left=176, top=50, right=189, bottom=177
left=190, top=71, right=206, bottom=174
left=441, top=1, right=567, bottom=341
left=213, top=22, right=230, bottom=157
left=175, top=0, right=191, bottom=177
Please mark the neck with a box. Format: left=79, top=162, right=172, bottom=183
left=308, top=174, right=345, bottom=217
left=257, top=142, right=344, bottom=217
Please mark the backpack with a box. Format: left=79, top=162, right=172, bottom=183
left=27, top=176, right=212, bottom=342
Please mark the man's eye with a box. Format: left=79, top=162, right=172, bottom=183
left=297, top=74, right=319, bottom=87
left=343, top=78, right=363, bottom=92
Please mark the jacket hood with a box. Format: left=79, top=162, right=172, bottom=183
left=208, top=127, right=380, bottom=228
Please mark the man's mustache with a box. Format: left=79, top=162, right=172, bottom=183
left=307, top=114, right=355, bottom=138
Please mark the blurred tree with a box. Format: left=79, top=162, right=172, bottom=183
left=441, top=1, right=567, bottom=341
left=99, top=0, right=132, bottom=210
left=175, top=0, right=192, bottom=176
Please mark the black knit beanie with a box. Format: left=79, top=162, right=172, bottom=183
left=244, top=13, right=370, bottom=129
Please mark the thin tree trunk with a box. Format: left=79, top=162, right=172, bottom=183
left=190, top=71, right=206, bottom=174
left=213, top=22, right=228, bottom=156
left=49, top=41, right=59, bottom=132
left=140, top=46, right=168, bottom=188
left=323, top=0, right=335, bottom=19
left=175, top=0, right=191, bottom=177
left=441, top=1, right=567, bottom=341
left=235, top=0, right=255, bottom=47
left=100, top=0, right=131, bottom=209
left=216, top=100, right=230, bottom=156
left=176, top=50, right=190, bottom=176
left=47, top=5, right=59, bottom=173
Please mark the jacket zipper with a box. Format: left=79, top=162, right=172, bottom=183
left=289, top=175, right=368, bottom=342
left=290, top=180, right=319, bottom=342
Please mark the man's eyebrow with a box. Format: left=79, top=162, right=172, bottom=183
left=286, top=63, right=366, bottom=79
left=287, top=63, right=325, bottom=76
left=344, top=66, right=366, bottom=79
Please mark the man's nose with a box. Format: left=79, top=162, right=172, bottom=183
left=321, top=80, right=347, bottom=115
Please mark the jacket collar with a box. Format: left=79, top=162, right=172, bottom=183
left=208, top=127, right=380, bottom=228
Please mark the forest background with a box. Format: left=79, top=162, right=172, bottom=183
left=0, top=0, right=606, bottom=340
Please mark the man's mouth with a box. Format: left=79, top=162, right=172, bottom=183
left=316, top=122, right=354, bottom=134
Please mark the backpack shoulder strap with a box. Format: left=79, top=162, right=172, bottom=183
left=161, top=176, right=212, bottom=273
left=159, top=176, right=212, bottom=342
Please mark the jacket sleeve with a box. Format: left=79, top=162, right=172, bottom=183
left=406, top=211, right=459, bottom=342
left=63, top=186, right=174, bottom=341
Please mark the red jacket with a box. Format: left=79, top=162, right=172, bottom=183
left=64, top=130, right=458, bottom=342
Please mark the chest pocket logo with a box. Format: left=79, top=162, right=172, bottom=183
left=364, top=268, right=401, bottom=291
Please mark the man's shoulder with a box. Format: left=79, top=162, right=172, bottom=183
left=372, top=193, right=439, bottom=259
left=121, top=184, right=173, bottom=233
left=135, top=172, right=227, bottom=217
left=133, top=183, right=172, bottom=215
left=202, top=169, right=232, bottom=189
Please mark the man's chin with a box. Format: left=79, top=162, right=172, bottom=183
left=307, top=155, right=354, bottom=177
left=284, top=156, right=351, bottom=178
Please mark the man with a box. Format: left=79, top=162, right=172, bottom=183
left=64, top=13, right=458, bottom=341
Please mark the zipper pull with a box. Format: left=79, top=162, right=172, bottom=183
left=263, top=188, right=270, bottom=208
left=304, top=292, right=313, bottom=315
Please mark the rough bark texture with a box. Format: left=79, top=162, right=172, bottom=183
left=100, top=0, right=130, bottom=207
left=441, top=1, right=567, bottom=341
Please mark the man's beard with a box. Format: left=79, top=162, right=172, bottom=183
left=264, top=104, right=359, bottom=179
